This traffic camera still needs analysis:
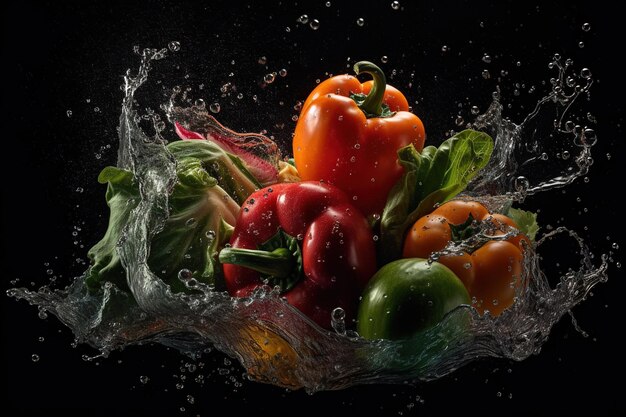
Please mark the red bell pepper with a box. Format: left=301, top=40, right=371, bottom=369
left=218, top=181, right=377, bottom=329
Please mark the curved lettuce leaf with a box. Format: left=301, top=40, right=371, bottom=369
left=379, top=129, right=494, bottom=263
left=85, top=140, right=260, bottom=293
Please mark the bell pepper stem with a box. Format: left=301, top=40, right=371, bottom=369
left=219, top=247, right=294, bottom=278
left=354, top=61, right=387, bottom=117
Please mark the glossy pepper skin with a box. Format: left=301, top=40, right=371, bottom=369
left=219, top=181, right=377, bottom=329
left=293, top=61, right=426, bottom=217
left=403, top=200, right=530, bottom=316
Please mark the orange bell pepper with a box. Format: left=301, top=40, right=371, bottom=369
left=293, top=61, right=426, bottom=217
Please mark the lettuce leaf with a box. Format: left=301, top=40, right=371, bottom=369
left=85, top=140, right=260, bottom=293
left=379, top=129, right=494, bottom=263
left=506, top=207, right=540, bottom=242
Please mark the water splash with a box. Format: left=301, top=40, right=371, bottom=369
left=7, top=47, right=608, bottom=391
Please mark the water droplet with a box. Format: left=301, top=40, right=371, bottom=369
left=185, top=218, right=197, bottom=228
left=441, top=45, right=449, bottom=52
left=38, top=336, right=45, bottom=342
left=482, top=69, right=490, bottom=79
left=562, top=150, right=571, bottom=160
left=464, top=263, right=472, bottom=270
left=580, top=68, right=592, bottom=79
left=31, top=354, right=40, bottom=362
left=540, top=152, right=548, bottom=160
left=612, top=242, right=619, bottom=250
left=279, top=68, right=287, bottom=77
left=140, top=375, right=150, bottom=384
left=582, top=22, right=591, bottom=32
left=264, top=73, right=276, bottom=84
left=482, top=54, right=492, bottom=63
left=514, top=176, right=529, bottom=191
left=178, top=269, right=193, bottom=281
left=471, top=106, right=480, bottom=115
left=356, top=18, right=365, bottom=26
left=258, top=56, right=267, bottom=65
left=391, top=1, right=400, bottom=10
left=168, top=41, right=180, bottom=52
left=578, top=41, right=585, bottom=48
left=381, top=55, right=388, bottom=63
left=209, top=102, right=221, bottom=113
left=187, top=395, right=195, bottom=404
left=455, top=115, right=464, bottom=126
left=309, top=19, right=320, bottom=30
left=326, top=1, right=332, bottom=6
left=66, top=110, right=73, bottom=118
left=297, top=14, right=309, bottom=24
left=205, top=230, right=216, bottom=240
left=353, top=143, right=360, bottom=149
left=373, top=235, right=379, bottom=241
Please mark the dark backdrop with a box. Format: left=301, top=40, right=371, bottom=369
left=2, top=1, right=624, bottom=416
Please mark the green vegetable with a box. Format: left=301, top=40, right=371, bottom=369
left=357, top=258, right=470, bottom=340
left=379, top=129, right=494, bottom=263
left=85, top=140, right=260, bottom=293
left=506, top=207, right=540, bottom=242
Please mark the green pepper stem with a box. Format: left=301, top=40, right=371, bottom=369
left=219, top=247, right=294, bottom=277
left=354, top=61, right=387, bottom=117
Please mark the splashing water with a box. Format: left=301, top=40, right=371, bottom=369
left=7, top=47, right=608, bottom=391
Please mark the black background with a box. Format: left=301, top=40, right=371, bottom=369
left=2, top=0, right=624, bottom=416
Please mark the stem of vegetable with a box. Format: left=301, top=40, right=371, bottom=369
left=354, top=61, right=386, bottom=117
left=219, top=247, right=295, bottom=278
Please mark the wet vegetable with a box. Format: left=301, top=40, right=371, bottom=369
left=219, top=181, right=377, bottom=329
left=402, top=200, right=533, bottom=316
left=292, top=61, right=426, bottom=217
left=357, top=258, right=470, bottom=340
left=85, top=139, right=260, bottom=293
left=379, top=129, right=494, bottom=263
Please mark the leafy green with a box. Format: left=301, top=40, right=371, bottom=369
left=506, top=207, right=540, bottom=242
left=85, top=140, right=259, bottom=293
left=379, top=129, right=494, bottom=263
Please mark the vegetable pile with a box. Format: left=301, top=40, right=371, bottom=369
left=87, top=60, right=539, bottom=352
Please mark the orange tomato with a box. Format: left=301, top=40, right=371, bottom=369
left=403, top=200, right=528, bottom=316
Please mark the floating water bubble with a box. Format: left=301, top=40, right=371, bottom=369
left=66, top=110, right=72, bottom=118
left=209, top=102, right=221, bottom=113
left=578, top=41, right=585, bottom=48
left=391, top=1, right=400, bottom=10
left=140, top=375, right=150, bottom=384
left=482, top=69, right=491, bottom=79
left=482, top=54, right=492, bottom=63
left=381, top=55, right=388, bottom=63
left=167, top=41, right=180, bottom=52
left=441, top=45, right=449, bottom=52
left=297, top=14, right=309, bottom=24
left=257, top=56, right=267, bottom=65
left=582, top=22, right=591, bottom=32
left=279, top=68, right=287, bottom=77
left=309, top=19, right=320, bottom=30
left=580, top=68, right=592, bottom=79
left=356, top=18, right=365, bottom=26
left=264, top=73, right=276, bottom=84
left=31, top=354, right=40, bottom=362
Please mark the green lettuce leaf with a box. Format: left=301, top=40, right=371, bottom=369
left=506, top=207, right=540, bottom=242
left=379, top=129, right=494, bottom=263
left=85, top=140, right=259, bottom=293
